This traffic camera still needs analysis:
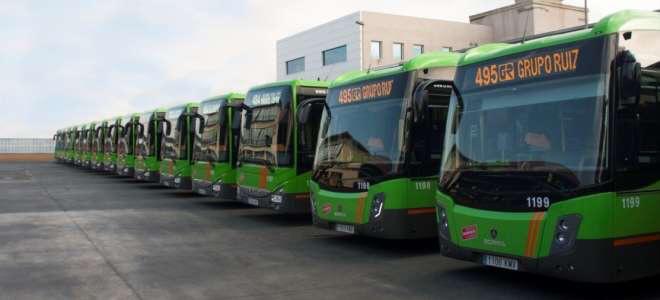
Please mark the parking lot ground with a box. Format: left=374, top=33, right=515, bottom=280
left=0, top=161, right=659, bottom=299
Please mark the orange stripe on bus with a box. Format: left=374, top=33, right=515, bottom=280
left=355, top=196, right=366, bottom=224
left=613, top=234, right=660, bottom=247
left=258, top=166, right=268, bottom=189
left=524, top=212, right=545, bottom=257
left=407, top=207, right=436, bottom=215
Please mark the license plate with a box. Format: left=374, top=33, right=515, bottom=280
left=482, top=255, right=519, bottom=271
left=335, top=224, right=355, bottom=234
left=247, top=198, right=259, bottom=206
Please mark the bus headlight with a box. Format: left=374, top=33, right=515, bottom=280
left=271, top=194, right=283, bottom=204
left=550, top=214, right=581, bottom=255
left=437, top=205, right=450, bottom=240
left=271, top=189, right=284, bottom=204
left=370, top=193, right=385, bottom=220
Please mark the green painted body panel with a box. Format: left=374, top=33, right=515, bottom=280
left=237, top=81, right=329, bottom=195
left=237, top=163, right=308, bottom=194
left=135, top=156, right=159, bottom=173
left=160, top=158, right=191, bottom=178
left=311, top=177, right=437, bottom=225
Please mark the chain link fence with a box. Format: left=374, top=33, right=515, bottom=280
left=0, top=139, right=55, bottom=153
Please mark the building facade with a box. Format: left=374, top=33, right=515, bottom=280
left=276, top=0, right=586, bottom=81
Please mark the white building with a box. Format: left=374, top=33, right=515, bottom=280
left=276, top=0, right=586, bottom=81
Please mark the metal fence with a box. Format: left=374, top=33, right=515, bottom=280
left=0, top=139, right=55, bottom=153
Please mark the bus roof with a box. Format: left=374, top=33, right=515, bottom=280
left=200, top=92, right=245, bottom=104
left=248, top=79, right=329, bottom=91
left=461, top=10, right=660, bottom=66
left=331, top=51, right=463, bottom=88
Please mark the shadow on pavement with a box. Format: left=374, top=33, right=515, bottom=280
left=314, top=234, right=439, bottom=257
left=241, top=213, right=312, bottom=227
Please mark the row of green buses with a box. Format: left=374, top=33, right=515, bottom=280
left=53, top=10, right=660, bottom=282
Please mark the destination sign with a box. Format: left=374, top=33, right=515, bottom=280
left=459, top=36, right=607, bottom=92
left=246, top=86, right=291, bottom=107
left=328, top=72, right=408, bottom=107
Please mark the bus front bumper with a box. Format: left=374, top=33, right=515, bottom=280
left=192, top=179, right=237, bottom=200
left=436, top=219, right=660, bottom=282
left=103, top=163, right=116, bottom=173
left=117, top=166, right=134, bottom=177
left=237, top=187, right=310, bottom=214
left=90, top=161, right=104, bottom=171
left=313, top=208, right=437, bottom=239
left=135, top=169, right=160, bottom=182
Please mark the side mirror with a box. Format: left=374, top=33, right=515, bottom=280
left=297, top=98, right=327, bottom=125
left=162, top=119, right=172, bottom=136
left=231, top=110, right=242, bottom=132
left=193, top=114, right=205, bottom=135
left=620, top=51, right=641, bottom=105
left=244, top=110, right=253, bottom=129
left=218, top=104, right=228, bottom=127
left=138, top=123, right=145, bottom=137
left=264, top=134, right=272, bottom=147
left=413, top=83, right=431, bottom=124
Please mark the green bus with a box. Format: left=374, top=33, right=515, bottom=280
left=81, top=122, right=98, bottom=169
left=65, top=126, right=78, bottom=164
left=117, top=114, right=140, bottom=176
left=74, top=124, right=89, bottom=167
left=436, top=10, right=660, bottom=282
left=234, top=80, right=329, bottom=213
left=53, top=129, right=66, bottom=163
left=134, top=108, right=168, bottom=182
left=90, top=121, right=107, bottom=170
left=191, top=93, right=245, bottom=198
left=307, top=52, right=460, bottom=238
left=159, top=103, right=202, bottom=189
left=102, top=117, right=123, bottom=173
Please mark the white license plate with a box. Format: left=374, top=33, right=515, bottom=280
left=335, top=224, right=355, bottom=234
left=482, top=255, right=519, bottom=271
left=248, top=198, right=260, bottom=206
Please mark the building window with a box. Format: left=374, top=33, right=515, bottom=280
left=323, top=45, right=347, bottom=66
left=371, top=41, right=382, bottom=60
left=441, top=46, right=453, bottom=52
left=413, top=44, right=424, bottom=57
left=286, top=57, right=305, bottom=75
left=393, top=42, right=403, bottom=61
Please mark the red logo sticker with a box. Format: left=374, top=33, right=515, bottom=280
left=322, top=204, right=332, bottom=214
left=461, top=225, right=478, bottom=240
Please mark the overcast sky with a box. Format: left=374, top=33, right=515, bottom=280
left=1, top=0, right=657, bottom=138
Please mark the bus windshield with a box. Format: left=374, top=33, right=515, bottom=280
left=313, top=73, right=409, bottom=191
left=162, top=107, right=185, bottom=160
left=239, top=86, right=293, bottom=166
left=136, top=113, right=152, bottom=157
left=194, top=98, right=228, bottom=163
left=441, top=36, right=612, bottom=207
